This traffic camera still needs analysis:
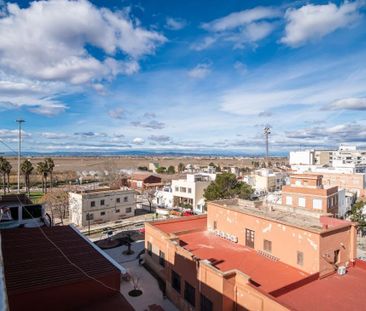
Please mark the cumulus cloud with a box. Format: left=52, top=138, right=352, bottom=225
left=108, top=107, right=124, bottom=119
left=131, top=120, right=165, bottom=129
left=165, top=17, right=187, bottom=30
left=195, top=6, right=280, bottom=50
left=281, top=1, right=363, bottom=47
left=188, top=64, right=211, bottom=79
left=132, top=137, right=145, bottom=145
left=326, top=97, right=366, bottom=110
left=0, top=0, right=166, bottom=84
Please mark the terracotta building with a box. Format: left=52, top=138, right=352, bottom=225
left=129, top=172, right=163, bottom=191
left=281, top=174, right=339, bottom=214
left=144, top=198, right=365, bottom=311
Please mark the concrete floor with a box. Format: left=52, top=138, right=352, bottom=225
left=104, top=240, right=178, bottom=311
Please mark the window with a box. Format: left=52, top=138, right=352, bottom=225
left=263, top=240, right=272, bottom=253
left=213, top=221, right=217, bottom=230
left=297, top=251, right=304, bottom=266
left=298, top=197, right=306, bottom=208
left=188, top=188, right=192, bottom=193
left=175, top=187, right=179, bottom=192
left=124, top=196, right=128, bottom=202
left=116, top=198, right=120, bottom=203
left=126, top=207, right=132, bottom=213
left=286, top=196, right=293, bottom=206
left=91, top=201, right=95, bottom=207
left=147, top=241, right=152, bottom=256
left=313, top=199, right=322, bottom=210
left=200, top=294, right=213, bottom=311
left=245, top=229, right=255, bottom=248
left=100, top=211, right=105, bottom=216
left=171, top=271, right=181, bottom=293
left=159, top=250, right=165, bottom=267
left=180, top=187, right=186, bottom=192
left=115, top=209, right=120, bottom=213
left=100, top=200, right=105, bottom=206
left=22, top=205, right=42, bottom=219
left=184, top=281, right=195, bottom=307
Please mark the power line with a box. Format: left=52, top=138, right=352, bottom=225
left=0, top=138, right=17, bottom=155
left=11, top=194, right=120, bottom=293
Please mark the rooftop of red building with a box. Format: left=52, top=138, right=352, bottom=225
left=153, top=215, right=207, bottom=234
left=276, top=261, right=366, bottom=311
left=179, top=230, right=309, bottom=293
left=1, top=225, right=133, bottom=311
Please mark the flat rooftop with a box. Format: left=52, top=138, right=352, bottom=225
left=72, top=187, right=133, bottom=195
left=153, top=215, right=207, bottom=234
left=276, top=262, right=366, bottom=311
left=211, top=199, right=352, bottom=233
left=179, top=230, right=308, bottom=293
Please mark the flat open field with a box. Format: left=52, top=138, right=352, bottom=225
left=5, top=155, right=287, bottom=173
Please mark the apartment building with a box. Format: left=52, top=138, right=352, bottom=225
left=153, top=186, right=174, bottom=208
left=69, top=188, right=136, bottom=226
left=332, top=145, right=366, bottom=173
left=172, top=174, right=213, bottom=214
left=281, top=174, right=339, bottom=215
left=144, top=199, right=364, bottom=311
left=244, top=169, right=287, bottom=194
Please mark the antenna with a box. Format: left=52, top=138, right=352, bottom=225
left=264, top=126, right=271, bottom=163
left=16, top=119, right=25, bottom=194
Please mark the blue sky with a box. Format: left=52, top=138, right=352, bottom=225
left=0, top=0, right=366, bottom=154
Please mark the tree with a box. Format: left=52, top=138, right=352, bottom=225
left=45, top=158, right=55, bottom=189
left=143, top=188, right=156, bottom=212
left=203, top=172, right=253, bottom=201
left=178, top=163, right=185, bottom=173
left=0, top=157, right=8, bottom=195
left=167, top=165, right=175, bottom=174
left=3, top=159, right=11, bottom=193
left=21, top=159, right=33, bottom=195
left=156, top=167, right=166, bottom=174
left=37, top=161, right=48, bottom=193
left=40, top=188, right=69, bottom=225
left=349, top=201, right=366, bottom=233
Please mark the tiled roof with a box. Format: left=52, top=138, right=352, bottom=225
left=1, top=226, right=118, bottom=294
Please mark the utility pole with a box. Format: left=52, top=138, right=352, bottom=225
left=264, top=126, right=271, bottom=164
left=16, top=119, right=25, bottom=194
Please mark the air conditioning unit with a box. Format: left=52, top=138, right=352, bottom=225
left=337, top=266, right=346, bottom=276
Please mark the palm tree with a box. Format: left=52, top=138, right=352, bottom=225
left=0, top=157, right=6, bottom=195
left=37, top=161, right=48, bottom=193
left=45, top=158, right=55, bottom=189
left=4, top=160, right=12, bottom=193
left=21, top=159, right=34, bottom=195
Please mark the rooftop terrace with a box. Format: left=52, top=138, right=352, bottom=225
left=211, top=199, right=352, bottom=233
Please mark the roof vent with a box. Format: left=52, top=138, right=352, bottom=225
left=337, top=266, right=347, bottom=276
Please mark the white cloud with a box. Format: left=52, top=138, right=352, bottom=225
left=41, top=132, right=69, bottom=139
left=196, top=6, right=280, bottom=50
left=0, top=0, right=166, bottom=84
left=132, top=137, right=145, bottom=145
left=202, top=6, right=280, bottom=32
left=190, top=36, right=217, bottom=51
left=327, top=97, right=366, bottom=110
left=188, top=64, right=211, bottom=79
left=165, top=17, right=187, bottom=30
left=28, top=103, right=67, bottom=116
left=281, top=1, right=363, bottom=47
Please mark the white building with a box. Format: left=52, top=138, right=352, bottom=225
left=244, top=169, right=287, bottom=195
left=148, top=162, right=160, bottom=173
left=171, top=174, right=214, bottom=214
left=69, top=188, right=136, bottom=227
left=153, top=186, right=174, bottom=209
left=289, top=150, right=315, bottom=166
